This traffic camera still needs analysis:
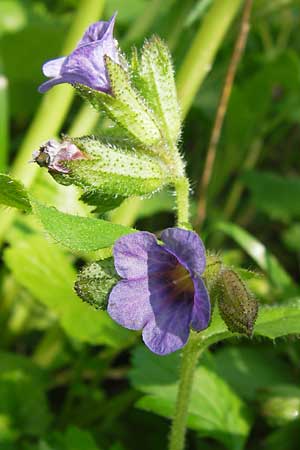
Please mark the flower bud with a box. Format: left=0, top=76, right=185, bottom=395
left=259, top=386, right=300, bottom=427
left=75, top=258, right=119, bottom=310
left=217, top=268, right=258, bottom=337
left=33, top=136, right=170, bottom=212
left=32, top=139, right=85, bottom=174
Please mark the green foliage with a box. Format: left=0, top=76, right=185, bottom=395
left=214, top=346, right=294, bottom=401
left=281, top=223, right=300, bottom=252
left=0, top=173, right=31, bottom=212
left=258, top=385, right=300, bottom=427
left=0, top=8, right=68, bottom=117
left=243, top=170, right=300, bottom=222
left=137, top=36, right=181, bottom=145
left=0, top=351, right=50, bottom=443
left=214, top=222, right=296, bottom=291
left=2, top=2, right=300, bottom=449
left=68, top=136, right=170, bottom=197
left=75, top=258, right=119, bottom=310
left=76, top=79, right=162, bottom=151
left=48, top=426, right=101, bottom=450
left=33, top=201, right=135, bottom=253
left=130, top=346, right=252, bottom=450
left=80, top=191, right=125, bottom=215
left=202, top=299, right=300, bottom=345
left=4, top=235, right=133, bottom=348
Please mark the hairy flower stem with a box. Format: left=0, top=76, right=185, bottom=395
left=169, top=333, right=205, bottom=450
left=174, top=177, right=190, bottom=226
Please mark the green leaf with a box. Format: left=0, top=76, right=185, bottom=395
left=0, top=173, right=31, bottom=212
left=33, top=201, right=135, bottom=252
left=214, top=221, right=295, bottom=290
left=4, top=235, right=134, bottom=348
left=76, top=61, right=162, bottom=150
left=282, top=223, right=300, bottom=252
left=262, top=420, right=300, bottom=450
left=0, top=352, right=50, bottom=439
left=80, top=190, right=125, bottom=215
left=255, top=299, right=300, bottom=339
left=58, top=426, right=100, bottom=450
left=202, top=299, right=300, bottom=345
left=69, top=136, right=169, bottom=197
left=139, top=36, right=181, bottom=145
left=214, top=346, right=294, bottom=401
left=129, top=346, right=252, bottom=450
left=243, top=170, right=300, bottom=222
left=32, top=426, right=102, bottom=450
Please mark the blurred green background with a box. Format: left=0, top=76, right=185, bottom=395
left=1, top=1, right=300, bottom=449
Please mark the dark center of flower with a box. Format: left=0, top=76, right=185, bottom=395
left=35, top=149, right=51, bottom=167
left=169, top=263, right=194, bottom=297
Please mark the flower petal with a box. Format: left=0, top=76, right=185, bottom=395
left=42, top=57, right=66, bottom=77
left=141, top=273, right=194, bottom=355
left=161, top=228, right=206, bottom=276
left=38, top=77, right=66, bottom=93
left=107, top=279, right=152, bottom=330
left=113, top=232, right=176, bottom=280
left=142, top=292, right=192, bottom=355
left=78, top=13, right=117, bottom=46
left=38, top=14, right=119, bottom=93
left=190, top=276, right=211, bottom=331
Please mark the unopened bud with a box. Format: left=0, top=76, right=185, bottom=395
left=32, top=139, right=85, bottom=173
left=75, top=258, right=118, bottom=310
left=217, top=268, right=258, bottom=337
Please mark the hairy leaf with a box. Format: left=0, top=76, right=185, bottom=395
left=33, top=201, right=135, bottom=252
left=0, top=173, right=31, bottom=212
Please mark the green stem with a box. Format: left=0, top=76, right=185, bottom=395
left=175, top=177, right=190, bottom=226
left=168, top=333, right=205, bottom=450
left=0, top=72, right=8, bottom=172
left=176, top=0, right=242, bottom=118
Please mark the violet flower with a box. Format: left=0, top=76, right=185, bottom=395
left=38, top=14, right=119, bottom=93
left=32, top=139, right=85, bottom=173
left=108, top=228, right=210, bottom=355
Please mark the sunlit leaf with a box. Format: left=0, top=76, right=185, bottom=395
left=4, top=235, right=133, bottom=348
left=0, top=173, right=31, bottom=212
left=130, top=346, right=252, bottom=450
left=33, top=201, right=135, bottom=252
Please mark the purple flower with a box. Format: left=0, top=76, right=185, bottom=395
left=32, top=139, right=85, bottom=173
left=38, top=14, right=119, bottom=94
left=108, top=228, right=210, bottom=355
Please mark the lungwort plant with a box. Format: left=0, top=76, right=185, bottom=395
left=1, top=11, right=300, bottom=450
